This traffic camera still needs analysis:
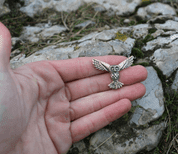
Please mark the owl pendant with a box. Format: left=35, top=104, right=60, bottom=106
left=92, top=56, right=134, bottom=89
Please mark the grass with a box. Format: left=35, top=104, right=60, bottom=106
left=2, top=0, right=178, bottom=153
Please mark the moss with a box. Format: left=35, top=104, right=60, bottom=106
left=115, top=32, right=128, bottom=42
left=132, top=47, right=144, bottom=58
left=74, top=46, right=80, bottom=50
left=142, top=34, right=154, bottom=44
left=137, top=62, right=149, bottom=67
left=148, top=28, right=157, bottom=34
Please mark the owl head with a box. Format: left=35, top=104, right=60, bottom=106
left=109, top=65, right=120, bottom=72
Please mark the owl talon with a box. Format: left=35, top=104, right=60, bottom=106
left=108, top=81, right=124, bottom=89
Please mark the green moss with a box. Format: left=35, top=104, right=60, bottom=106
left=132, top=48, right=144, bottom=58
left=137, top=62, right=149, bottom=67
left=142, top=34, right=154, bottom=44
left=148, top=28, right=157, bottom=34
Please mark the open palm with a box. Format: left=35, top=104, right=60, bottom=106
left=0, top=23, right=147, bottom=154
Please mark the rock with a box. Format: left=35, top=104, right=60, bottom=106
left=152, top=39, right=178, bottom=77
left=108, top=38, right=135, bottom=56
left=147, top=15, right=174, bottom=24
left=89, top=122, right=166, bottom=154
left=40, top=25, right=66, bottom=37
left=0, top=0, right=10, bottom=17
left=78, top=32, right=99, bottom=43
left=92, top=4, right=106, bottom=12
left=20, top=0, right=84, bottom=17
left=130, top=67, right=164, bottom=126
left=142, top=36, right=172, bottom=52
left=155, top=20, right=178, bottom=31
left=68, top=140, right=88, bottom=154
left=10, top=45, right=76, bottom=69
left=20, top=25, right=66, bottom=43
left=20, top=0, right=141, bottom=17
left=151, top=29, right=164, bottom=38
left=10, top=49, right=21, bottom=59
left=11, top=37, right=22, bottom=49
left=132, top=24, right=151, bottom=39
left=20, top=26, right=44, bottom=43
left=75, top=20, right=96, bottom=28
left=95, top=29, right=117, bottom=41
left=84, top=0, right=141, bottom=16
left=137, top=2, right=176, bottom=21
left=171, top=70, right=178, bottom=91
left=123, top=19, right=130, bottom=24
left=78, top=41, right=113, bottom=57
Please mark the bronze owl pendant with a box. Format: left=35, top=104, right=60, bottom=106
left=92, top=56, right=134, bottom=89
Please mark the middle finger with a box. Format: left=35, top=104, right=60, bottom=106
left=66, top=65, right=147, bottom=101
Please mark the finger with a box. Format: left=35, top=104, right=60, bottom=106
left=49, top=56, right=127, bottom=82
left=67, top=65, right=147, bottom=101
left=71, top=98, right=131, bottom=142
left=70, top=83, right=146, bottom=121
left=0, top=22, right=11, bottom=70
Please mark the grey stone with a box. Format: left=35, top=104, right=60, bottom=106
left=108, top=37, right=135, bottom=56
left=19, top=25, right=66, bottom=43
left=78, top=41, right=113, bottom=57
left=95, top=29, right=117, bottom=41
left=152, top=39, right=178, bottom=77
left=84, top=0, right=141, bottom=16
left=10, top=45, right=76, bottom=69
left=20, top=0, right=141, bottom=17
left=171, top=70, right=178, bottom=91
left=142, top=36, right=172, bottom=52
left=92, top=4, right=106, bottom=12
left=132, top=24, right=151, bottom=39
left=155, top=20, right=178, bottom=31
left=123, top=19, right=130, bottom=24
left=151, top=29, right=164, bottom=38
left=147, top=15, right=174, bottom=24
left=75, top=20, right=96, bottom=28
left=137, top=2, right=176, bottom=21
left=0, top=0, right=10, bottom=17
left=68, top=140, right=88, bottom=154
left=78, top=32, right=99, bottom=43
left=40, top=25, right=66, bottom=37
left=89, top=122, right=166, bottom=154
left=20, top=26, right=44, bottom=43
left=11, top=37, right=22, bottom=49
left=130, top=67, right=164, bottom=126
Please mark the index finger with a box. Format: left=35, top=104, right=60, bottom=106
left=49, top=55, right=127, bottom=82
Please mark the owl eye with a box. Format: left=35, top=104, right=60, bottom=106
left=115, top=66, right=119, bottom=70
left=111, top=67, right=114, bottom=71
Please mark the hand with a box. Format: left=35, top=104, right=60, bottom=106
left=0, top=22, right=147, bottom=154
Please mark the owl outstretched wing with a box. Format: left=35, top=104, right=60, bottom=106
left=118, top=56, right=134, bottom=71
left=92, top=59, right=110, bottom=72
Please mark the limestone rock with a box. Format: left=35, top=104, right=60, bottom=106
left=132, top=24, right=151, bottom=39
left=155, top=20, right=178, bottom=31
left=0, top=0, right=10, bottom=17
left=89, top=122, right=166, bottom=154
left=75, top=20, right=96, bottom=28
left=137, top=2, right=176, bottom=21
left=130, top=67, right=164, bottom=126
left=20, top=25, right=66, bottom=43
left=171, top=70, right=178, bottom=91
left=20, top=0, right=141, bottom=17
left=142, top=36, right=172, bottom=52
left=152, top=39, right=178, bottom=77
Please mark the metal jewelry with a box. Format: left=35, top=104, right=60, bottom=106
left=92, top=56, right=134, bottom=89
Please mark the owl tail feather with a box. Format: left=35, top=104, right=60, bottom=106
left=108, top=81, right=124, bottom=89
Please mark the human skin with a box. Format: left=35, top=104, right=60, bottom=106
left=0, top=22, right=147, bottom=154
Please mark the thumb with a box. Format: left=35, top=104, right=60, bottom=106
left=0, top=22, right=11, bottom=70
